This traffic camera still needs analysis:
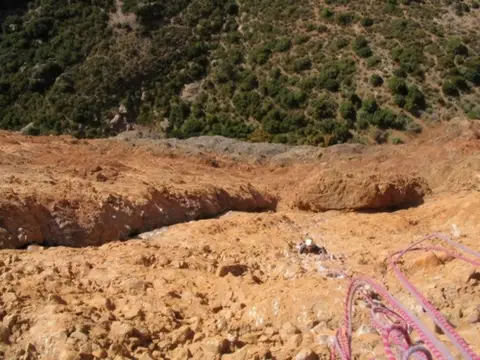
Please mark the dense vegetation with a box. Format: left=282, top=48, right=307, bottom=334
left=0, top=0, right=479, bottom=145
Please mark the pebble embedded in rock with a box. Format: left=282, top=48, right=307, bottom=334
left=200, top=337, right=231, bottom=355
left=294, top=348, right=319, bottom=360
left=467, top=308, right=480, bottom=324
left=58, top=347, right=81, bottom=360
left=109, top=322, right=135, bottom=342
left=221, top=347, right=248, bottom=360
left=171, top=347, right=192, bottom=360
left=172, top=326, right=195, bottom=345
left=92, top=349, right=107, bottom=359
left=123, top=306, right=142, bottom=320
left=285, top=333, right=303, bottom=348
left=79, top=342, right=93, bottom=354
left=70, top=331, right=89, bottom=342
left=280, top=322, right=301, bottom=342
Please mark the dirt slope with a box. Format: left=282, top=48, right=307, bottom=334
left=0, top=128, right=479, bottom=360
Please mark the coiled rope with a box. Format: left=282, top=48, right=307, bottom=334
left=331, top=233, right=480, bottom=360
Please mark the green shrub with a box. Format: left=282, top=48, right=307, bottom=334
left=274, top=38, right=292, bottom=52
left=321, top=8, right=334, bottom=19
left=353, top=36, right=369, bottom=49
left=442, top=80, right=459, bottom=96
left=404, top=85, right=426, bottom=113
left=361, top=17, right=374, bottom=27
left=239, top=73, right=259, bottom=91
left=317, top=58, right=357, bottom=92
left=250, top=45, right=272, bottom=65
left=262, top=108, right=288, bottom=134
left=447, top=38, right=469, bottom=56
left=388, top=77, right=408, bottom=95
left=29, top=62, right=64, bottom=92
left=463, top=57, right=480, bottom=85
left=330, top=38, right=349, bottom=51
left=335, top=12, right=354, bottom=25
left=352, top=37, right=373, bottom=58
left=275, top=88, right=307, bottom=109
left=450, top=76, right=470, bottom=92
left=182, top=117, right=206, bottom=136
left=370, top=108, right=398, bottom=129
left=168, top=102, right=191, bottom=129
left=306, top=23, right=316, bottom=32
left=391, top=44, right=424, bottom=74
left=392, top=137, right=404, bottom=145
left=366, top=56, right=381, bottom=68
left=293, top=57, right=312, bottom=72
left=233, top=91, right=262, bottom=118
left=361, top=97, right=378, bottom=113
left=370, top=74, right=384, bottom=87
left=317, top=25, right=329, bottom=33
left=294, top=35, right=310, bottom=45
left=225, top=1, right=239, bottom=15
left=346, top=93, right=363, bottom=109
left=357, top=46, right=374, bottom=58
left=311, top=96, right=338, bottom=119
left=340, top=100, right=357, bottom=125
left=393, top=68, right=408, bottom=78
left=328, top=123, right=352, bottom=144
left=299, top=77, right=317, bottom=91
left=356, top=112, right=370, bottom=130
left=394, top=94, right=406, bottom=108
left=437, top=55, right=456, bottom=70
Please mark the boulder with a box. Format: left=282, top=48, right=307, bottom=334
left=109, top=322, right=135, bottom=342
left=295, top=348, right=319, bottom=360
left=294, top=170, right=429, bottom=211
left=216, top=263, right=248, bottom=277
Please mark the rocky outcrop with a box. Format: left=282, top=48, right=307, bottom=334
left=0, top=184, right=276, bottom=249
left=293, top=170, right=429, bottom=211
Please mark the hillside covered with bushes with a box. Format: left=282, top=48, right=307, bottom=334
left=1, top=0, right=479, bottom=144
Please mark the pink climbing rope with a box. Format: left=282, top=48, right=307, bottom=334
left=331, top=233, right=480, bottom=360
